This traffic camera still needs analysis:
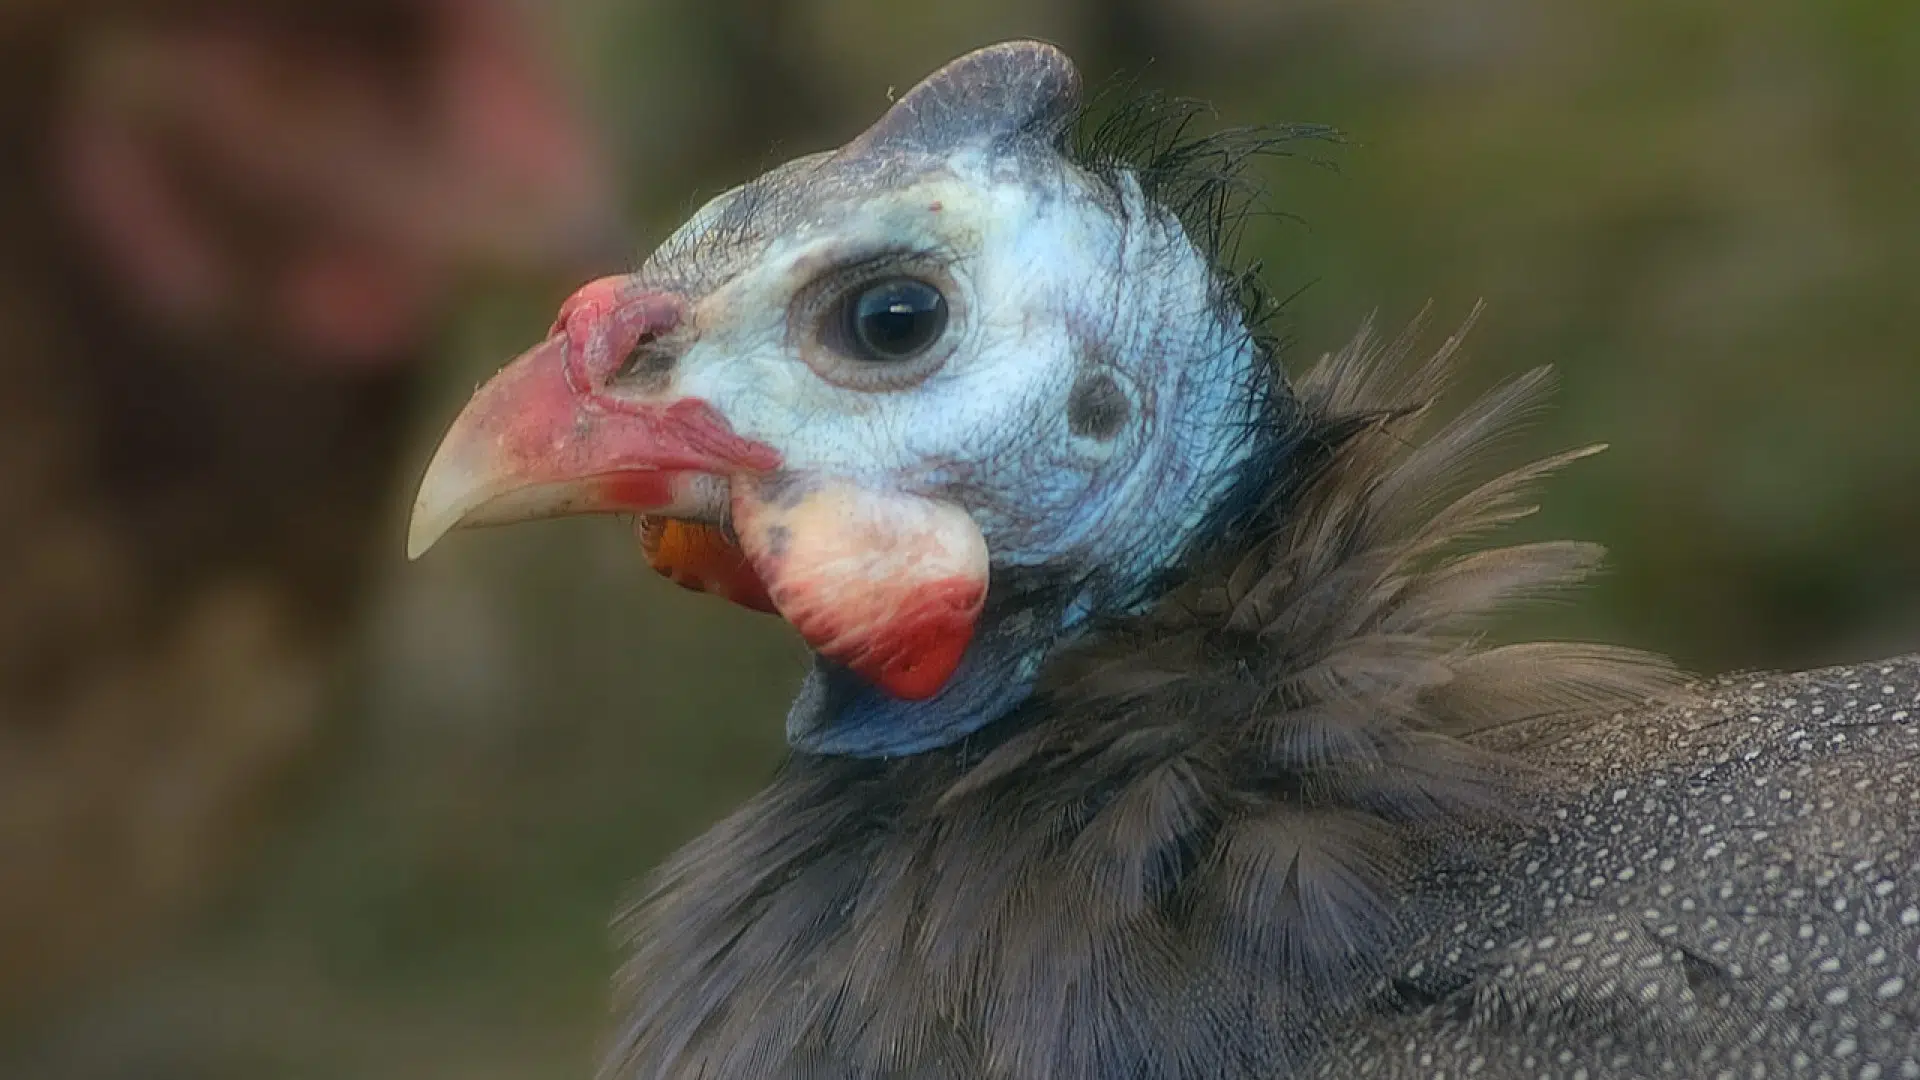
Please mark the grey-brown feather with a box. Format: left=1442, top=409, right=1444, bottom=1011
left=600, top=311, right=1920, bottom=1079
left=1315, top=658, right=1920, bottom=1078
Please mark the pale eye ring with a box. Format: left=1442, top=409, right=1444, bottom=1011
left=798, top=266, right=960, bottom=391
left=843, top=278, right=949, bottom=362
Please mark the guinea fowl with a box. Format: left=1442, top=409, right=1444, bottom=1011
left=408, top=41, right=1920, bottom=1080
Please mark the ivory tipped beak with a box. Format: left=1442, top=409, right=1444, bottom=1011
left=407, top=437, right=488, bottom=561
left=407, top=414, right=628, bottom=560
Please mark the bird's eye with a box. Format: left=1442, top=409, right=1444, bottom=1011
left=797, top=266, right=959, bottom=390
left=844, top=278, right=948, bottom=362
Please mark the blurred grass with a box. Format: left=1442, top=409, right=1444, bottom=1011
left=9, top=0, right=1918, bottom=1076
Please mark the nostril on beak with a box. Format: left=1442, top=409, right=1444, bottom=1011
left=614, top=335, right=679, bottom=395
left=549, top=279, right=690, bottom=390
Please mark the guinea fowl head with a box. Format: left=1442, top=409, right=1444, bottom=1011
left=410, top=41, right=1310, bottom=756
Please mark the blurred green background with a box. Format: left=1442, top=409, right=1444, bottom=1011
left=5, top=0, right=1917, bottom=1077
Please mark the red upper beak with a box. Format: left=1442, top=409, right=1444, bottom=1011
left=406, top=277, right=781, bottom=559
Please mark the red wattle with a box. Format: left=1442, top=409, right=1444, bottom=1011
left=730, top=476, right=991, bottom=702
left=792, top=575, right=985, bottom=701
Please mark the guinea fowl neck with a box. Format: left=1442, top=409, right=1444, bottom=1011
left=607, top=313, right=1683, bottom=1080
left=784, top=324, right=1290, bottom=758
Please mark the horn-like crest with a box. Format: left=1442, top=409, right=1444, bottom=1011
left=847, top=40, right=1082, bottom=156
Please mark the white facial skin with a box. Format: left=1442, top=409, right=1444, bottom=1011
left=631, top=145, right=1264, bottom=604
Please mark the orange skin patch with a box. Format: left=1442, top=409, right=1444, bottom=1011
left=731, top=476, right=989, bottom=701
left=636, top=517, right=776, bottom=614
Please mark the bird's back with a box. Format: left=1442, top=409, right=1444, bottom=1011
left=1318, top=655, right=1920, bottom=1077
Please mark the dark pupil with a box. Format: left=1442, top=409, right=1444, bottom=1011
left=848, top=279, right=947, bottom=360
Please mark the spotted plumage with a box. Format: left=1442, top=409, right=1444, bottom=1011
left=1322, top=659, right=1920, bottom=1079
